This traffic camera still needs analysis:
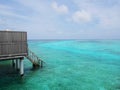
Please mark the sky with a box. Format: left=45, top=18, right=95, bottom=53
left=0, top=0, right=120, bottom=39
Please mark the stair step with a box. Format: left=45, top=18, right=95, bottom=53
left=26, top=49, right=44, bottom=67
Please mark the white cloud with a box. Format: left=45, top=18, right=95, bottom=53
left=96, top=7, right=120, bottom=28
left=0, top=4, right=28, bottom=20
left=1, top=0, right=120, bottom=39
left=0, top=4, right=12, bottom=10
left=51, top=2, right=69, bottom=14
left=72, top=0, right=120, bottom=28
left=15, top=0, right=48, bottom=13
left=72, top=10, right=92, bottom=23
left=0, top=10, right=28, bottom=20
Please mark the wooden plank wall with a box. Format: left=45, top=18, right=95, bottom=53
left=0, top=31, right=28, bottom=58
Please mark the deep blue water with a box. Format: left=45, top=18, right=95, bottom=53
left=0, top=40, right=120, bottom=90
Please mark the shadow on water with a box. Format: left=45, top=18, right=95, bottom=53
left=0, top=61, right=43, bottom=90
left=0, top=61, right=24, bottom=87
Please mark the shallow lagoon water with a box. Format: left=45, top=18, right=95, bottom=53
left=0, top=40, right=120, bottom=90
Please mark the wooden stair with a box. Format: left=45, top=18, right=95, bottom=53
left=26, top=49, right=44, bottom=67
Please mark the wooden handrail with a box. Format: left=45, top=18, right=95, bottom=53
left=26, top=49, right=44, bottom=67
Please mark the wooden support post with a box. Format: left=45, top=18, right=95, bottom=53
left=40, top=61, right=43, bottom=68
left=33, top=64, right=39, bottom=68
left=33, top=64, right=36, bottom=68
left=19, top=59, right=21, bottom=70
left=20, top=58, right=24, bottom=76
left=12, top=60, right=15, bottom=67
left=16, top=59, right=19, bottom=71
left=17, top=59, right=20, bottom=70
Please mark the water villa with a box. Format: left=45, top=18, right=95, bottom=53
left=0, top=31, right=44, bottom=76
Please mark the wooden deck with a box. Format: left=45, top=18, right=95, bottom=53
left=0, top=56, right=24, bottom=61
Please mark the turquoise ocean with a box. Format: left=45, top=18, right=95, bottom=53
left=0, top=40, right=120, bottom=90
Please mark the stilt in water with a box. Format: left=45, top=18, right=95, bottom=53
left=40, top=61, right=43, bottom=68
left=32, top=64, right=39, bottom=69
left=20, top=58, right=24, bottom=76
left=16, top=59, right=20, bottom=71
left=12, top=60, right=15, bottom=67
left=33, top=64, right=36, bottom=68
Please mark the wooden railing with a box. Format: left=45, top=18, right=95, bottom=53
left=26, top=49, right=44, bottom=67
